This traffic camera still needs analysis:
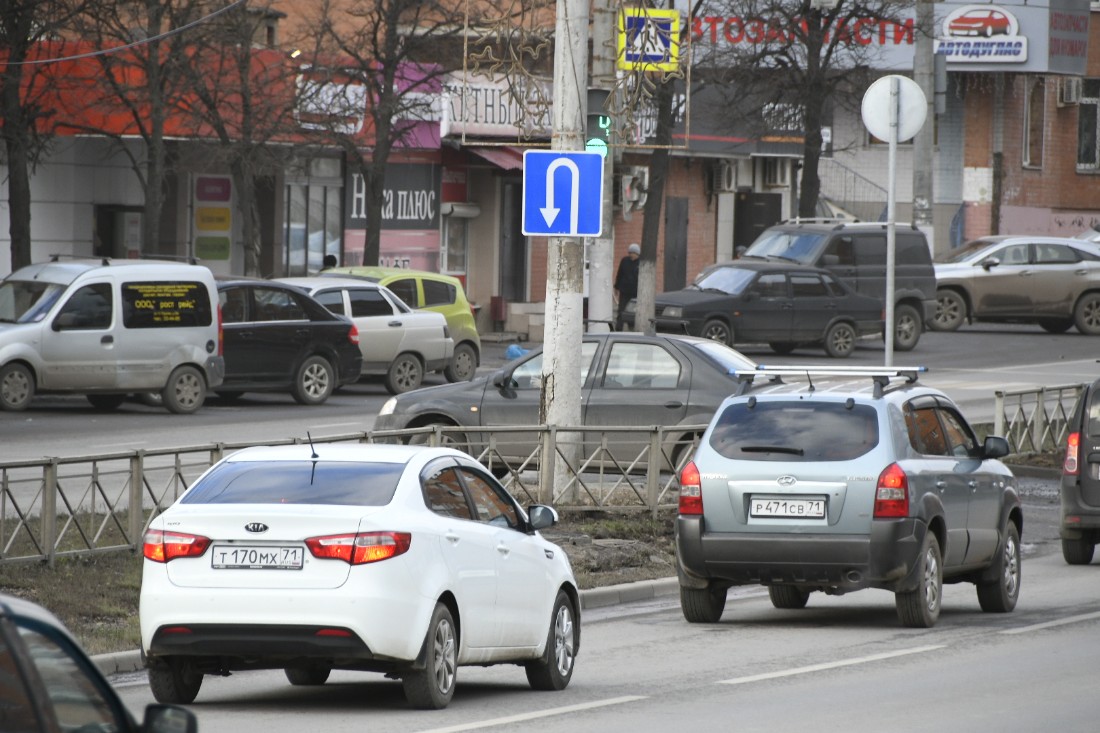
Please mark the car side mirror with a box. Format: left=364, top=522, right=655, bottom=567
left=491, top=368, right=513, bottom=389
left=143, top=704, right=197, bottom=733
left=981, top=257, right=1000, bottom=271
left=527, top=504, right=559, bottom=530
left=982, top=435, right=1010, bottom=459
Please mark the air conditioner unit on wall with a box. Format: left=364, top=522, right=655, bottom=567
left=1059, top=77, right=1083, bottom=107
left=716, top=161, right=737, bottom=192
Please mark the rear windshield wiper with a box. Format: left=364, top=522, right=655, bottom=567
left=739, top=445, right=805, bottom=456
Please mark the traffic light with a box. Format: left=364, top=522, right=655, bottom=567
left=586, top=88, right=611, bottom=158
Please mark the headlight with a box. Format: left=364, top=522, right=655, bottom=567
left=379, top=397, right=397, bottom=416
left=662, top=306, right=682, bottom=318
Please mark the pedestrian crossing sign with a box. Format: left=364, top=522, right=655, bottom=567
left=618, top=8, right=680, bottom=72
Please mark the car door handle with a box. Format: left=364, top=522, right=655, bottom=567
left=388, top=320, right=403, bottom=327
left=936, top=480, right=947, bottom=488
left=968, top=480, right=977, bottom=489
left=444, top=532, right=461, bottom=544
left=496, top=542, right=510, bottom=556
left=664, top=401, right=683, bottom=409
left=296, top=329, right=310, bottom=337
left=100, top=335, right=113, bottom=345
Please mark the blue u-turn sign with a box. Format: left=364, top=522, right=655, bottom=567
left=521, top=150, right=604, bottom=237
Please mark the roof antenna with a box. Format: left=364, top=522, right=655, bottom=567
left=307, top=431, right=319, bottom=460
left=805, top=370, right=815, bottom=392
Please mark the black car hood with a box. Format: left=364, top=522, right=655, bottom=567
left=655, top=289, right=734, bottom=307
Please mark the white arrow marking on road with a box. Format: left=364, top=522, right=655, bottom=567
left=540, top=157, right=581, bottom=233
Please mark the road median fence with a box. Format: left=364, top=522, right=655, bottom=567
left=0, top=382, right=1081, bottom=565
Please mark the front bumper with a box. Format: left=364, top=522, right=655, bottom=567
left=675, top=515, right=927, bottom=594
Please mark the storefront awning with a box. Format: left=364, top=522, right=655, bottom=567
left=467, top=146, right=525, bottom=170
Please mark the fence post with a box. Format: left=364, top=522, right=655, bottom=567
left=539, top=426, right=556, bottom=506
left=1032, top=387, right=1048, bottom=452
left=43, top=460, right=58, bottom=567
left=994, top=391, right=1005, bottom=441
left=647, top=428, right=661, bottom=517
left=130, top=452, right=145, bottom=548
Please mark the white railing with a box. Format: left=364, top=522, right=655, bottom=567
left=993, top=382, right=1085, bottom=455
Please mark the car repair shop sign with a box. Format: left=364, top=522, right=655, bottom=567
left=935, top=5, right=1027, bottom=63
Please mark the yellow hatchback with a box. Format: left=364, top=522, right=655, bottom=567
left=327, top=267, right=481, bottom=382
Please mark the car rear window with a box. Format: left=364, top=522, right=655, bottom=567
left=122, top=281, right=213, bottom=328
left=181, top=461, right=403, bottom=505
left=708, top=401, right=880, bottom=462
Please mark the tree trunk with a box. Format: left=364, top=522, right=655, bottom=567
left=232, top=158, right=262, bottom=275
left=635, top=78, right=675, bottom=334
left=1, top=53, right=32, bottom=271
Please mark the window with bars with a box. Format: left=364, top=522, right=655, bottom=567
left=1076, top=78, right=1100, bottom=171
left=1024, top=77, right=1044, bottom=168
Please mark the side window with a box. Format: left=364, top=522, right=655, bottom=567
left=54, top=283, right=112, bottom=330
left=313, top=290, right=346, bottom=316
left=751, top=273, right=788, bottom=298
left=904, top=403, right=949, bottom=456
left=461, top=468, right=520, bottom=529
left=603, top=342, right=682, bottom=389
left=16, top=623, right=123, bottom=733
left=790, top=274, right=828, bottom=298
left=1034, top=244, right=1079, bottom=264
left=422, top=280, right=456, bottom=307
left=0, top=623, right=38, bottom=732
left=386, top=279, right=419, bottom=307
left=220, top=287, right=249, bottom=323
left=822, top=237, right=856, bottom=266
left=508, top=342, right=597, bottom=389
left=422, top=466, right=473, bottom=519
left=852, top=235, right=886, bottom=266
left=997, top=244, right=1029, bottom=265
left=253, top=288, right=306, bottom=321
left=896, top=235, right=932, bottom=266
left=820, top=272, right=849, bottom=297
left=939, top=408, right=979, bottom=457
left=349, top=289, right=395, bottom=317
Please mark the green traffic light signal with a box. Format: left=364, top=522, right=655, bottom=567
left=586, top=113, right=611, bottom=158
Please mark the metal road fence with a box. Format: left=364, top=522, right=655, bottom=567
left=0, top=382, right=1083, bottom=565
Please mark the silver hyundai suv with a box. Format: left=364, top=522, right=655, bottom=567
left=675, top=366, right=1022, bottom=628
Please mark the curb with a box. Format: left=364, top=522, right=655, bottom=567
left=93, top=576, right=679, bottom=678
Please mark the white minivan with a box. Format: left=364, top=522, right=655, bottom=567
left=0, top=258, right=224, bottom=413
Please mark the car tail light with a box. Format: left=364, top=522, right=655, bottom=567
left=143, top=530, right=211, bottom=563
left=305, top=531, right=411, bottom=565
left=1064, top=431, right=1081, bottom=476
left=873, top=463, right=910, bottom=518
left=216, top=304, right=224, bottom=356
left=679, top=461, right=703, bottom=515
left=348, top=323, right=360, bottom=345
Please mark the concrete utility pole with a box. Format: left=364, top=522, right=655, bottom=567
left=539, top=0, right=589, bottom=501
left=588, top=0, right=616, bottom=334
left=912, top=0, right=935, bottom=244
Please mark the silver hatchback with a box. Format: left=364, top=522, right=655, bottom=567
left=676, top=366, right=1022, bottom=628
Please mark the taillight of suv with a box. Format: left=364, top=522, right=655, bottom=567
left=679, top=461, right=703, bottom=515
left=348, top=323, right=360, bottom=345
left=873, top=463, right=909, bottom=518
left=1064, top=431, right=1080, bottom=476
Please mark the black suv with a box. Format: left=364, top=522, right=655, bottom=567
left=740, top=220, right=937, bottom=351
left=1060, top=378, right=1100, bottom=564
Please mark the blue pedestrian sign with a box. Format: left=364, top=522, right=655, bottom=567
left=521, top=150, right=604, bottom=237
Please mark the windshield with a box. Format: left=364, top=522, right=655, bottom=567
left=741, top=230, right=827, bottom=263
left=691, top=266, right=756, bottom=295
left=689, top=339, right=757, bottom=374
left=0, top=280, right=67, bottom=324
left=933, top=240, right=1002, bottom=264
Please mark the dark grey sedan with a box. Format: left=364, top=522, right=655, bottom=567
left=624, top=261, right=885, bottom=358
left=374, top=333, right=757, bottom=469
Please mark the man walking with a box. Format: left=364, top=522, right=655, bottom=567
left=614, top=243, right=640, bottom=331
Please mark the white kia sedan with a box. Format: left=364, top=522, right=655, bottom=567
left=139, top=444, right=579, bottom=709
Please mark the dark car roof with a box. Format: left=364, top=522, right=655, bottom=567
left=699, top=260, right=843, bottom=276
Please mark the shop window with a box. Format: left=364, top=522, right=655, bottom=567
left=1076, top=79, right=1100, bottom=171
left=1024, top=77, right=1044, bottom=168
left=442, top=216, right=468, bottom=278
left=284, top=158, right=343, bottom=276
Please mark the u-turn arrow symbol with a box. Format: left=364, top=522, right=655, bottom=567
left=540, top=158, right=581, bottom=233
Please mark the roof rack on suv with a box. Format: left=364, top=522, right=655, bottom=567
left=734, top=365, right=927, bottom=398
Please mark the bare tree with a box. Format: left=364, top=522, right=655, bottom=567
left=0, top=0, right=86, bottom=271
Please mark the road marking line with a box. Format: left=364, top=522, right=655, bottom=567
left=1000, top=610, right=1100, bottom=635
left=716, top=645, right=945, bottom=686
left=413, top=695, right=647, bottom=732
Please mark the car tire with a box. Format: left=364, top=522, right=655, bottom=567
left=86, top=394, right=126, bottom=411
left=769, top=342, right=796, bottom=355
left=823, top=322, right=857, bottom=358
left=977, top=522, right=1021, bottom=613
left=1039, top=318, right=1073, bottom=334
left=0, top=362, right=34, bottom=411
left=407, top=421, right=466, bottom=449
left=385, top=353, right=424, bottom=395
left=1061, top=536, right=1096, bottom=565
left=292, top=355, right=335, bottom=405
left=1073, top=292, right=1100, bottom=335
left=931, top=290, right=965, bottom=332
left=895, top=531, right=942, bottom=628
left=768, top=585, right=810, bottom=609
left=402, top=602, right=457, bottom=709
left=679, top=583, right=727, bottom=623
left=525, top=590, right=578, bottom=691
left=893, top=304, right=922, bottom=351
left=701, top=319, right=733, bottom=346
left=161, top=365, right=206, bottom=414
left=284, top=664, right=331, bottom=686
left=147, top=657, right=203, bottom=704
left=444, top=342, right=478, bottom=382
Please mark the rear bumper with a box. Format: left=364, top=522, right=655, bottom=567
left=675, top=515, right=926, bottom=593
left=1060, top=479, right=1100, bottom=536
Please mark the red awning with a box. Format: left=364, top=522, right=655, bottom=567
left=467, top=146, right=524, bottom=170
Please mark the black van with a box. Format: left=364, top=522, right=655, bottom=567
left=1060, top=379, right=1100, bottom=564
left=740, top=220, right=937, bottom=351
